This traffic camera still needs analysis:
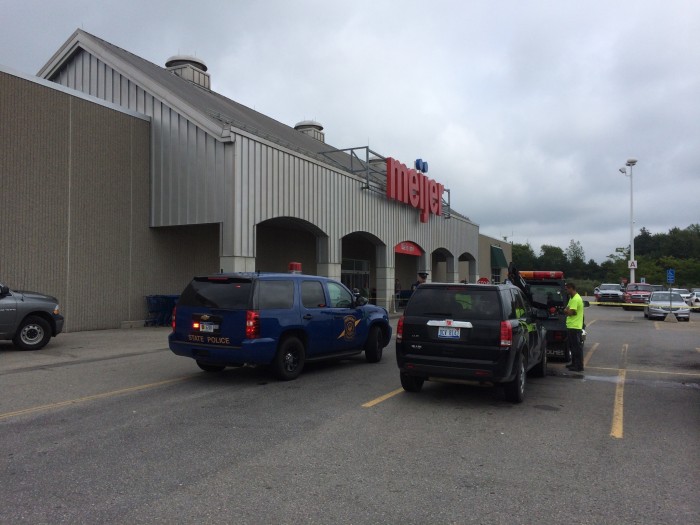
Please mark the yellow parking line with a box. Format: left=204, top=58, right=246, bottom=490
left=584, top=342, right=599, bottom=367
left=0, top=376, right=191, bottom=421
left=362, top=388, right=404, bottom=407
left=610, top=344, right=628, bottom=439
left=588, top=366, right=700, bottom=377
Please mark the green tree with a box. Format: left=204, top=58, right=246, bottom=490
left=511, top=242, right=537, bottom=269
left=537, top=245, right=567, bottom=270
left=565, top=240, right=586, bottom=277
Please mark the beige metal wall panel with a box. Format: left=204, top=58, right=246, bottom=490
left=1, top=70, right=220, bottom=331
left=0, top=72, right=70, bottom=304
left=51, top=50, right=226, bottom=229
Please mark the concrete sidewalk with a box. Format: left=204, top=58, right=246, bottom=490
left=0, top=326, right=172, bottom=373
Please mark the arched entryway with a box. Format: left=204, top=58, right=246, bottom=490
left=256, top=217, right=327, bottom=273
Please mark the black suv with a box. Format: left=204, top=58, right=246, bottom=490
left=396, top=283, right=548, bottom=403
left=169, top=273, right=392, bottom=380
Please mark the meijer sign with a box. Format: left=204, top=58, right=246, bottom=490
left=386, top=157, right=444, bottom=223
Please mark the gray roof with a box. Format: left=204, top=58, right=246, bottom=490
left=39, top=29, right=385, bottom=184
left=38, top=29, right=462, bottom=219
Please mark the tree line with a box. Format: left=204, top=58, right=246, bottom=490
left=511, top=224, right=700, bottom=288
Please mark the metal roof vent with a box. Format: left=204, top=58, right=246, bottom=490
left=294, top=120, right=325, bottom=143
left=165, top=55, right=210, bottom=89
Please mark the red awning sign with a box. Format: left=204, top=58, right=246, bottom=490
left=394, top=241, right=423, bottom=256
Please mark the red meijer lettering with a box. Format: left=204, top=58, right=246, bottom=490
left=386, top=157, right=443, bottom=223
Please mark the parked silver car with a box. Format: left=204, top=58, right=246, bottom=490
left=643, top=291, right=690, bottom=321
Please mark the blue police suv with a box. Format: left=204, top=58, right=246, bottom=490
left=169, top=273, right=392, bottom=380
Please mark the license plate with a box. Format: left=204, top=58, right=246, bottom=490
left=438, top=327, right=460, bottom=339
left=200, top=323, right=217, bottom=333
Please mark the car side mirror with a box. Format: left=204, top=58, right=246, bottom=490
left=354, top=295, right=368, bottom=307
left=0, top=284, right=9, bottom=296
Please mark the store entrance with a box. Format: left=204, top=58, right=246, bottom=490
left=341, top=258, right=371, bottom=300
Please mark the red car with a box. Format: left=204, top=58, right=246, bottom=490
left=622, top=283, right=653, bottom=310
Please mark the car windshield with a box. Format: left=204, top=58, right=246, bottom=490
left=529, top=284, right=565, bottom=306
left=650, top=292, right=683, bottom=302
left=628, top=284, right=653, bottom=292
left=600, top=284, right=620, bottom=290
left=673, top=289, right=689, bottom=294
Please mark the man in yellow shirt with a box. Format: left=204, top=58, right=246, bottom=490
left=563, top=282, right=584, bottom=372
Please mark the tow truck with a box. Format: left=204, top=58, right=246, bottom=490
left=507, top=263, right=586, bottom=361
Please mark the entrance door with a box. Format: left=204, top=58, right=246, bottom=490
left=341, top=258, right=370, bottom=299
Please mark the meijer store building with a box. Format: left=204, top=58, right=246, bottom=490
left=0, top=29, right=511, bottom=332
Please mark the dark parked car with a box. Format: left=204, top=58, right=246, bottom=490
left=395, top=282, right=548, bottom=403
left=169, top=272, right=392, bottom=380
left=0, top=282, right=64, bottom=350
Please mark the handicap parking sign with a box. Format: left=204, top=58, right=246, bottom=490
left=667, top=269, right=675, bottom=284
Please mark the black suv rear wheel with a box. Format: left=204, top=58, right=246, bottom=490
left=400, top=372, right=424, bottom=393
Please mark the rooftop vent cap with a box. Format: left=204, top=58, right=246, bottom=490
left=294, top=120, right=323, bottom=131
left=165, top=55, right=208, bottom=72
left=294, top=120, right=325, bottom=143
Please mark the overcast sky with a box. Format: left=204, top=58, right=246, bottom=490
left=2, top=0, right=698, bottom=263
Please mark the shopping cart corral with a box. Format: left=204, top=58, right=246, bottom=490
left=145, top=294, right=179, bottom=326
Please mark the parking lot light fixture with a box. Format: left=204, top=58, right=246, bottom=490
left=621, top=158, right=638, bottom=283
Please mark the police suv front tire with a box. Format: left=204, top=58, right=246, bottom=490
left=364, top=325, right=383, bottom=363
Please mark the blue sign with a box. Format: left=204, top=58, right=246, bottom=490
left=667, top=269, right=675, bottom=284
left=414, top=159, right=428, bottom=173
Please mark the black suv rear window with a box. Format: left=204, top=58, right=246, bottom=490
left=179, top=277, right=252, bottom=309
left=406, top=288, right=502, bottom=320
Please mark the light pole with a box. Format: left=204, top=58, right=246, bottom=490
left=619, top=158, right=638, bottom=283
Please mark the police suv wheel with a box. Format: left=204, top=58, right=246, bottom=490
left=273, top=337, right=305, bottom=381
left=13, top=316, right=51, bottom=351
left=364, top=326, right=383, bottom=363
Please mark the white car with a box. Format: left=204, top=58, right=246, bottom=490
left=670, top=288, right=691, bottom=302
left=686, top=291, right=700, bottom=310
left=644, top=291, right=690, bottom=321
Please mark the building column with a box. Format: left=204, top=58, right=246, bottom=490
left=317, top=263, right=341, bottom=280
left=219, top=256, right=256, bottom=273
left=375, top=266, right=394, bottom=312
left=316, top=235, right=341, bottom=280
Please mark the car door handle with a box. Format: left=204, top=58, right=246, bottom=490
left=303, top=314, right=313, bottom=320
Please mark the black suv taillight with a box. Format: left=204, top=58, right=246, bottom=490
left=396, top=316, right=404, bottom=342
left=500, top=321, right=512, bottom=347
left=171, top=306, right=176, bottom=331
left=246, top=310, right=260, bottom=339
